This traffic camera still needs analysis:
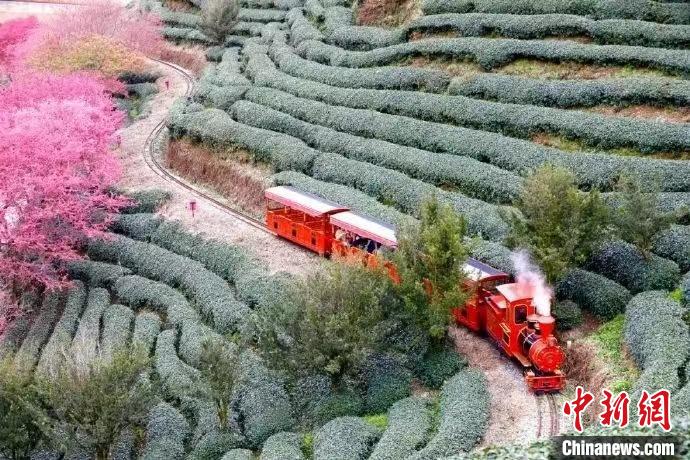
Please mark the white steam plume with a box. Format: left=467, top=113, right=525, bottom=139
left=510, top=250, right=553, bottom=316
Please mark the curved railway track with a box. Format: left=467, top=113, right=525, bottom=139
left=536, top=393, right=561, bottom=438
left=142, top=58, right=272, bottom=234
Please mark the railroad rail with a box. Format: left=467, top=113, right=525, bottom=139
left=536, top=393, right=561, bottom=438
left=142, top=58, right=272, bottom=235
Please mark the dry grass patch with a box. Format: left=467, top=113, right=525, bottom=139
left=531, top=132, right=690, bottom=159
left=403, top=55, right=483, bottom=77
left=163, top=0, right=198, bottom=12
left=586, top=104, right=690, bottom=124
left=356, top=0, right=421, bottom=27
left=160, top=44, right=207, bottom=77
left=165, top=139, right=270, bottom=218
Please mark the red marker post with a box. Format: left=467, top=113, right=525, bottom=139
left=165, top=79, right=170, bottom=90
left=188, top=200, right=197, bottom=218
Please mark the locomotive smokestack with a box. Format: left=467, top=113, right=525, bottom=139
left=538, top=315, right=555, bottom=338
left=511, top=250, right=552, bottom=316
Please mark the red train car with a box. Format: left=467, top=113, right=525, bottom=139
left=264, top=187, right=565, bottom=392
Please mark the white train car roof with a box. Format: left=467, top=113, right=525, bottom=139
left=463, top=258, right=509, bottom=282
left=330, top=211, right=398, bottom=248
left=265, top=186, right=348, bottom=217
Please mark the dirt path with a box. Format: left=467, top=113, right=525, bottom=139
left=117, top=60, right=321, bottom=277
left=450, top=326, right=550, bottom=447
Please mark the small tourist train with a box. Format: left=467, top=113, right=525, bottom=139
left=264, top=186, right=566, bottom=392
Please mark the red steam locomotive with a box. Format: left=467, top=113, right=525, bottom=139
left=264, top=186, right=566, bottom=392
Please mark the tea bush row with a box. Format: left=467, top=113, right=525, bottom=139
left=652, top=224, right=690, bottom=272
left=313, top=416, right=381, bottom=460
left=556, top=268, right=631, bottom=318
left=328, top=26, right=405, bottom=51
left=248, top=60, right=690, bottom=154
left=155, top=329, right=201, bottom=399
left=13, top=291, right=64, bottom=374
left=35, top=282, right=87, bottom=376
left=586, top=240, right=681, bottom=293
left=87, top=235, right=253, bottom=334
left=369, top=397, right=433, bottom=460
left=296, top=38, right=690, bottom=74
left=259, top=432, right=304, bottom=460
left=142, top=402, right=190, bottom=460
left=405, top=13, right=690, bottom=48
left=420, top=0, right=689, bottom=24
left=448, top=74, right=690, bottom=108
left=624, top=291, right=690, bottom=395
left=132, top=312, right=162, bottom=353
left=70, top=288, right=110, bottom=365
left=100, top=304, right=134, bottom=361
left=234, top=98, right=522, bottom=203
left=237, top=81, right=690, bottom=192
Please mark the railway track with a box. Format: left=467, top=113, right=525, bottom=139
left=142, top=58, right=272, bottom=235
left=536, top=393, right=561, bottom=438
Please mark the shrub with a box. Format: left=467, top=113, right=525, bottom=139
left=35, top=283, right=87, bottom=377
left=448, top=74, right=690, bottom=108
left=201, top=0, right=241, bottom=44
left=155, top=329, right=200, bottom=399
left=221, top=449, right=253, bottom=460
left=586, top=240, right=681, bottom=293
left=369, top=397, right=433, bottom=460
left=652, top=225, right=690, bottom=272
left=271, top=43, right=450, bottom=91
left=179, top=320, right=225, bottom=367
left=132, top=312, right=162, bottom=353
left=313, top=417, right=381, bottom=460
left=162, top=26, right=214, bottom=44
left=682, top=272, right=690, bottom=305
left=144, top=402, right=190, bottom=455
left=71, top=288, right=110, bottom=365
left=553, top=300, right=583, bottom=331
left=624, top=291, right=690, bottom=395
left=415, top=347, right=466, bottom=389
left=328, top=26, right=404, bottom=51
left=13, top=292, right=64, bottom=374
left=260, top=432, right=305, bottom=460
left=141, top=438, right=185, bottom=460
left=292, top=375, right=364, bottom=426
left=556, top=268, right=631, bottom=319
left=0, top=316, right=30, bottom=360
left=410, top=369, right=489, bottom=458
left=100, top=305, right=134, bottom=361
left=188, top=432, right=244, bottom=460
left=113, top=275, right=199, bottom=327
left=361, top=354, right=412, bottom=413
left=121, top=189, right=172, bottom=214
left=67, top=260, right=132, bottom=289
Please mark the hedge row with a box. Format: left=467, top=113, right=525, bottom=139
left=114, top=275, right=200, bottom=327
left=415, top=347, right=467, bottom=389
left=683, top=272, right=690, bottom=304
left=100, top=304, right=134, bottom=361
left=361, top=353, right=413, bottom=413
left=269, top=43, right=450, bottom=91
left=239, top=8, right=287, bottom=22
left=247, top=57, right=690, bottom=192
left=292, top=374, right=364, bottom=427
left=287, top=8, right=325, bottom=45
left=120, top=188, right=172, bottom=214
left=272, top=171, right=413, bottom=227
left=132, top=312, right=161, bottom=353
left=68, top=259, right=132, bottom=289
left=234, top=97, right=522, bottom=203
left=113, top=214, right=287, bottom=310
left=409, top=369, right=489, bottom=458
left=188, top=432, right=244, bottom=460
left=313, top=417, right=381, bottom=460
left=369, top=397, right=433, bottom=460
left=0, top=316, right=30, bottom=359
left=652, top=224, right=690, bottom=272
left=13, top=291, right=65, bottom=374
left=233, top=350, right=295, bottom=447
left=160, top=10, right=202, bottom=28
left=586, top=240, right=681, bottom=292
left=142, top=402, right=190, bottom=460
left=556, top=268, right=632, bottom=318
left=178, top=320, right=225, bottom=368
left=241, top=0, right=304, bottom=9
left=420, top=0, right=690, bottom=24
left=70, top=288, right=110, bottom=366
left=259, top=432, right=305, bottom=460
left=155, top=329, right=201, bottom=399
left=248, top=61, right=690, bottom=154
left=35, top=283, right=87, bottom=377
left=296, top=38, right=690, bottom=74
left=624, top=291, right=690, bottom=395
left=87, top=235, right=252, bottom=335
left=404, top=13, right=690, bottom=48
left=309, top=151, right=509, bottom=240
left=305, top=0, right=326, bottom=20
left=221, top=449, right=253, bottom=460
left=328, top=26, right=405, bottom=51
left=323, top=6, right=353, bottom=34
left=449, top=74, right=690, bottom=109
left=162, top=27, right=212, bottom=44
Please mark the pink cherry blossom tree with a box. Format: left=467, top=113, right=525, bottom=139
left=0, top=16, right=38, bottom=72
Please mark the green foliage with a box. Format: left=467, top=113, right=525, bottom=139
left=613, top=176, right=675, bottom=257
left=556, top=268, right=631, bottom=318
left=393, top=197, right=470, bottom=339
left=292, top=375, right=364, bottom=427
left=259, top=432, right=305, bottom=460
left=369, top=397, right=433, bottom=460
left=201, top=0, right=241, bottom=44
left=120, top=189, right=172, bottom=214
left=415, top=346, right=466, bottom=389
left=256, top=262, right=394, bottom=381
left=142, top=402, right=189, bottom=460
left=361, top=354, right=412, bottom=414
left=197, top=340, right=237, bottom=429
left=0, top=359, right=46, bottom=460
left=37, top=347, right=154, bottom=460
left=507, top=165, right=611, bottom=282
left=363, top=414, right=388, bottom=430
left=313, top=416, right=381, bottom=460
left=553, top=300, right=583, bottom=331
